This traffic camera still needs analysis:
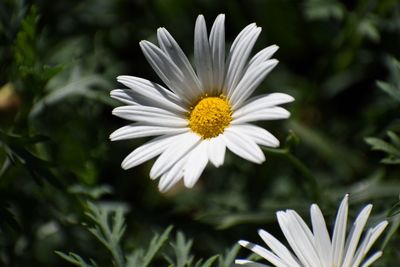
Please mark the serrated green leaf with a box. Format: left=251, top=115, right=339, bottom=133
left=55, top=251, right=97, bottom=267
left=365, top=137, right=400, bottom=155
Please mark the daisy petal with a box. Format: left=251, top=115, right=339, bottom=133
left=230, top=59, right=279, bottom=109
left=121, top=134, right=179, bottom=169
left=110, top=123, right=187, bottom=141
left=360, top=251, right=383, bottom=267
left=184, top=142, right=208, bottom=188
left=110, top=89, right=140, bottom=105
left=258, top=229, right=301, bottom=267
left=140, top=40, right=195, bottom=104
left=117, top=76, right=186, bottom=113
left=209, top=14, right=225, bottom=93
left=224, top=24, right=261, bottom=95
left=150, top=132, right=200, bottom=179
left=232, top=107, right=290, bottom=125
left=194, top=15, right=213, bottom=93
left=207, top=135, right=226, bottom=167
left=234, top=93, right=295, bottom=116
left=229, top=124, right=279, bottom=147
left=112, top=106, right=187, bottom=127
left=223, top=128, right=265, bottom=163
left=311, top=204, right=332, bottom=267
left=238, top=240, right=287, bottom=267
left=351, top=221, right=388, bottom=267
left=234, top=259, right=270, bottom=267
left=158, top=157, right=186, bottom=192
left=341, top=204, right=372, bottom=267
left=331, top=194, right=349, bottom=266
left=157, top=28, right=202, bottom=95
left=246, top=45, right=279, bottom=73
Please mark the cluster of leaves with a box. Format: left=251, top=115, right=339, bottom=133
left=56, top=201, right=239, bottom=267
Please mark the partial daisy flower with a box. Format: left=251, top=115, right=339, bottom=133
left=236, top=194, right=388, bottom=267
left=110, top=14, right=294, bottom=192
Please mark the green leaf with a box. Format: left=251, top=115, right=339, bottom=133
left=217, top=244, right=241, bottom=267
left=166, top=231, right=194, bottom=267
left=376, top=81, right=400, bottom=102
left=68, top=184, right=113, bottom=199
left=365, top=137, right=400, bottom=155
left=55, top=251, right=98, bottom=267
left=84, top=202, right=127, bottom=267
left=126, top=226, right=172, bottom=267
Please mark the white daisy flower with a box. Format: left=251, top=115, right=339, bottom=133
left=236, top=194, right=388, bottom=267
left=110, top=14, right=294, bottom=192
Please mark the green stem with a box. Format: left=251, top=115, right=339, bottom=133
left=264, top=147, right=320, bottom=201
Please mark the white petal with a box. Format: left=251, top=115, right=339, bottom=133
left=360, top=251, right=382, bottom=267
left=341, top=204, right=372, bottom=267
left=310, top=204, right=332, bottom=267
left=234, top=93, right=295, bottom=116
left=110, top=123, right=187, bottom=141
left=112, top=106, right=187, bottom=127
left=362, top=221, right=388, bottom=258
left=288, top=210, right=322, bottom=267
left=207, top=135, right=226, bottom=167
left=209, top=14, right=225, bottom=93
left=331, top=194, right=349, bottom=267
left=150, top=132, right=200, bottom=179
left=258, top=229, right=301, bottom=267
left=140, top=40, right=195, bottom=104
left=224, top=24, right=261, bottom=95
left=229, top=59, right=279, bottom=109
left=234, top=259, right=270, bottom=267
left=194, top=15, right=213, bottom=93
left=157, top=28, right=202, bottom=95
left=184, top=142, right=208, bottom=188
left=231, top=107, right=290, bottom=125
left=158, top=157, right=186, bottom=192
left=117, top=76, right=186, bottom=113
left=238, top=240, right=287, bottom=267
left=121, top=134, right=180, bottom=169
left=351, top=221, right=388, bottom=267
left=276, top=211, right=318, bottom=267
left=229, top=124, right=279, bottom=148
left=110, top=89, right=140, bottom=105
left=223, top=128, right=265, bottom=164
left=245, top=45, right=279, bottom=73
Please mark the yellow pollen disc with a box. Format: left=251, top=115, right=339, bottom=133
left=188, top=96, right=232, bottom=139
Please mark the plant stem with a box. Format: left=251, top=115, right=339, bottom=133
left=263, top=147, right=320, bottom=201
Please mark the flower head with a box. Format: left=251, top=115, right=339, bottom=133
left=110, top=14, right=294, bottom=192
left=236, top=194, right=388, bottom=267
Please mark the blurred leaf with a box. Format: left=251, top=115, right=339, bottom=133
left=357, top=17, right=380, bottom=42
left=376, top=81, right=400, bottom=102
left=365, top=137, right=400, bottom=155
left=68, top=184, right=113, bottom=199
left=0, top=130, right=61, bottom=187
left=365, top=132, right=400, bottom=164
left=217, top=244, right=240, bottom=267
left=29, top=65, right=112, bottom=117
left=0, top=202, right=19, bottom=231
left=304, top=0, right=345, bottom=21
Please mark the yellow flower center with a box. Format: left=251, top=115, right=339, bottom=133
left=188, top=96, right=232, bottom=139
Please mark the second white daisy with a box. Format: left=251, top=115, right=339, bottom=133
left=111, top=14, right=294, bottom=192
left=236, top=194, right=388, bottom=267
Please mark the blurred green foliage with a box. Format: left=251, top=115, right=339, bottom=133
left=0, top=0, right=400, bottom=266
